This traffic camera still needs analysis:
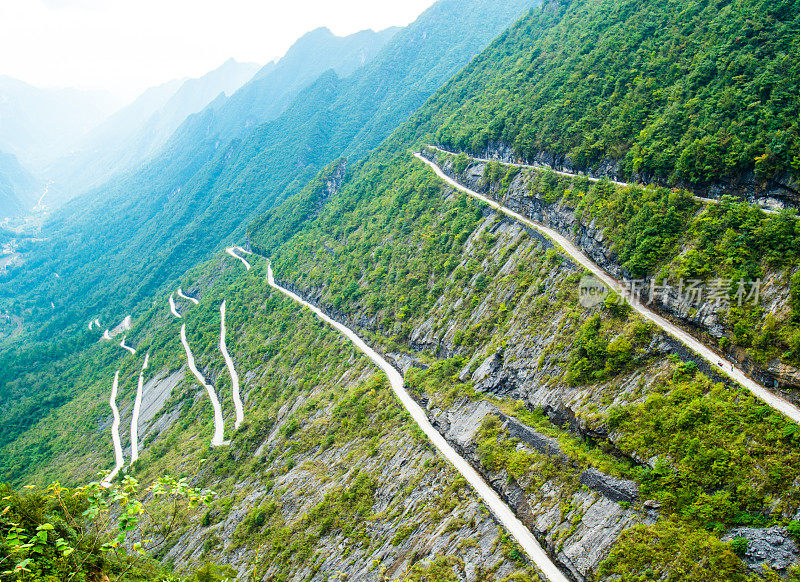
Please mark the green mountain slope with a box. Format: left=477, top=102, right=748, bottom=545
left=0, top=0, right=537, bottom=368
left=174, top=26, right=401, bottom=148
left=5, top=0, right=800, bottom=578
left=422, top=0, right=800, bottom=200
left=240, top=0, right=800, bottom=578
left=251, top=148, right=800, bottom=579
left=0, top=255, right=540, bottom=580
left=0, top=150, right=38, bottom=218
left=0, top=0, right=538, bottom=486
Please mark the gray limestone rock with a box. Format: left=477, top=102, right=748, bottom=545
left=723, top=527, right=799, bottom=574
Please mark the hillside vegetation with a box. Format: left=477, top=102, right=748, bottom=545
left=250, top=149, right=800, bottom=579
left=0, top=0, right=537, bottom=467
left=423, top=0, right=800, bottom=190
left=242, top=0, right=800, bottom=577
left=3, top=0, right=800, bottom=579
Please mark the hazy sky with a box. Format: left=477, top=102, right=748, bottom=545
left=0, top=0, right=437, bottom=101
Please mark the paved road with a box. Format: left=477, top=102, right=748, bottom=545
left=180, top=323, right=227, bottom=447
left=424, top=145, right=780, bottom=215
left=130, top=353, right=149, bottom=464
left=415, top=152, right=800, bottom=425
left=101, top=371, right=124, bottom=487
left=266, top=262, right=569, bottom=582
left=120, top=337, right=136, bottom=355
left=220, top=300, right=244, bottom=430
left=177, top=288, right=199, bottom=305
left=226, top=247, right=251, bottom=271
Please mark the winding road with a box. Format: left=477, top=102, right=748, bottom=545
left=415, top=152, right=800, bottom=425
left=177, top=288, right=199, bottom=305
left=180, top=323, right=227, bottom=447
left=119, top=337, right=136, bottom=355
left=169, top=293, right=181, bottom=318
left=226, top=247, right=251, bottom=271
left=220, top=300, right=244, bottom=430
left=424, top=145, right=780, bottom=215
left=102, top=371, right=124, bottom=487
left=130, top=353, right=149, bottom=464
left=266, top=262, right=568, bottom=582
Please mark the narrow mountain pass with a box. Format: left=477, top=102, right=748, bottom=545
left=266, top=262, right=570, bottom=582
left=180, top=323, right=227, bottom=447
left=415, top=152, right=800, bottom=425
left=424, top=145, right=780, bottom=214
left=101, top=371, right=124, bottom=487
left=220, top=300, right=244, bottom=430
left=130, top=352, right=149, bottom=464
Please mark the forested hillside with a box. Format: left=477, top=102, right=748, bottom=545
left=0, top=0, right=538, bottom=488
left=172, top=26, right=401, bottom=150
left=0, top=150, right=37, bottom=218
left=242, top=0, right=800, bottom=578
left=421, top=0, right=800, bottom=200
left=251, top=147, right=800, bottom=580
left=0, top=253, right=541, bottom=581
left=4, top=0, right=800, bottom=579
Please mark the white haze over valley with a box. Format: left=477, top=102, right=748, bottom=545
left=0, top=0, right=437, bottom=100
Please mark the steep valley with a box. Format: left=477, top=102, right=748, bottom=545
left=2, top=0, right=800, bottom=580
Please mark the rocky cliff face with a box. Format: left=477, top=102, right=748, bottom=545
left=427, top=399, right=651, bottom=582
left=422, top=148, right=800, bottom=396
left=476, top=141, right=798, bottom=209
left=270, top=214, right=686, bottom=580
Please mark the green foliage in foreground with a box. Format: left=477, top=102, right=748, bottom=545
left=0, top=476, right=232, bottom=582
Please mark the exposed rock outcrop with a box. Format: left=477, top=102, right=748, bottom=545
left=422, top=148, right=800, bottom=394
left=430, top=399, right=647, bottom=581
left=722, top=527, right=800, bottom=575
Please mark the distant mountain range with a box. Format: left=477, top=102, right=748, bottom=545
left=4, top=0, right=537, bottom=342
left=175, top=26, right=402, bottom=148
left=0, top=76, right=119, bottom=171
left=46, top=59, right=260, bottom=204
left=0, top=150, right=38, bottom=219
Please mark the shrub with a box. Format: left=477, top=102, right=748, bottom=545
left=599, top=519, right=750, bottom=581
left=730, top=537, right=748, bottom=556
left=788, top=521, right=800, bottom=542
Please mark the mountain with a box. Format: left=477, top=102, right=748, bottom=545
left=0, top=76, right=119, bottom=171
left=171, top=26, right=402, bottom=147
left=0, top=0, right=538, bottom=357
left=241, top=0, right=800, bottom=577
left=2, top=0, right=800, bottom=579
left=47, top=60, right=260, bottom=203
left=0, top=151, right=38, bottom=218
left=44, top=29, right=397, bottom=205
left=427, top=0, right=800, bottom=199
